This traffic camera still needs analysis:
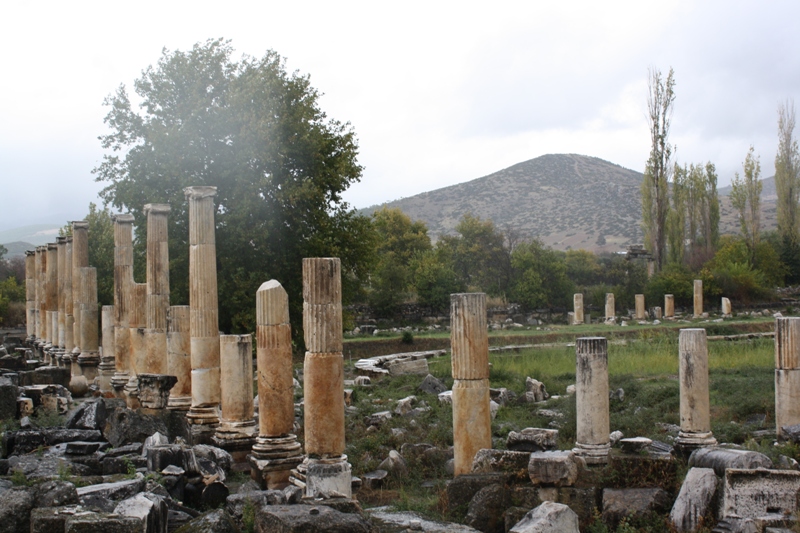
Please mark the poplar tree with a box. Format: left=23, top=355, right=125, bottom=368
left=775, top=100, right=800, bottom=281
left=731, top=146, right=763, bottom=263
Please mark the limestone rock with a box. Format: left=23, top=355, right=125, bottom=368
left=465, top=484, right=510, bottom=533
left=419, top=374, right=447, bottom=395
left=0, top=486, right=35, bottom=533
left=525, top=378, right=549, bottom=402
left=528, top=451, right=579, bottom=487
left=193, top=444, right=233, bottom=472
left=669, top=467, right=718, bottom=532
left=173, top=509, right=239, bottom=533
left=509, top=501, right=580, bottom=533
left=379, top=450, right=408, bottom=474
left=395, top=395, right=417, bottom=416
left=0, top=377, right=17, bottom=422
left=114, top=492, right=168, bottom=533
left=256, top=504, right=373, bottom=532
left=723, top=468, right=800, bottom=520
left=77, top=477, right=146, bottom=503
left=103, top=409, right=169, bottom=447
left=506, top=428, right=558, bottom=452
left=142, top=431, right=169, bottom=455
left=4, top=428, right=103, bottom=455
left=602, top=488, right=670, bottom=527
left=438, top=391, right=452, bottom=405
left=64, top=512, right=142, bottom=532
left=36, top=479, right=79, bottom=507
left=362, top=470, right=389, bottom=490
left=471, top=449, right=531, bottom=481
left=225, top=490, right=285, bottom=529
left=688, top=447, right=773, bottom=477
left=446, top=473, right=509, bottom=515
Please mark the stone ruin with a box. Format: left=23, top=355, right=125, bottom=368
left=1, top=186, right=799, bottom=532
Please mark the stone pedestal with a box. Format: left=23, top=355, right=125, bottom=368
left=144, top=203, right=170, bottom=377
left=693, top=280, right=703, bottom=317
left=301, top=258, right=350, bottom=498
left=111, top=215, right=134, bottom=398
left=654, top=306, right=662, bottom=320
left=635, top=294, right=645, bottom=320
left=137, top=373, right=178, bottom=409
left=214, top=334, right=258, bottom=463
left=605, top=293, right=615, bottom=322
left=250, top=280, right=303, bottom=488
left=451, top=292, right=492, bottom=476
left=675, top=329, right=717, bottom=453
left=573, top=337, right=610, bottom=464
left=573, top=294, right=583, bottom=325
left=775, top=317, right=800, bottom=438
left=76, top=267, right=100, bottom=385
left=721, top=297, right=732, bottom=317
left=185, top=187, right=221, bottom=436
left=665, top=294, right=675, bottom=318
left=167, top=306, right=192, bottom=410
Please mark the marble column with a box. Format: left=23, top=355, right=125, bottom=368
left=64, top=237, right=75, bottom=355
left=34, top=247, right=44, bottom=343
left=451, top=292, right=492, bottom=476
left=111, top=214, right=134, bottom=397
left=302, top=257, right=351, bottom=498
left=185, top=186, right=221, bottom=436
left=57, top=237, right=67, bottom=349
left=46, top=243, right=57, bottom=347
left=125, top=283, right=147, bottom=408
left=144, top=204, right=170, bottom=376
left=573, top=337, right=610, bottom=464
left=250, top=280, right=303, bottom=489
left=721, top=297, right=732, bottom=317
left=98, top=305, right=116, bottom=392
left=775, top=317, right=800, bottom=438
left=605, top=293, right=615, bottom=322
left=654, top=306, right=663, bottom=320
left=167, top=306, right=192, bottom=410
left=35, top=246, right=46, bottom=359
left=70, top=267, right=99, bottom=397
left=635, top=294, right=645, bottom=320
left=664, top=294, right=675, bottom=318
left=214, top=334, right=258, bottom=461
left=573, top=294, right=584, bottom=325
left=71, top=221, right=89, bottom=361
left=693, top=280, right=703, bottom=317
left=675, top=328, right=717, bottom=452
left=25, top=250, right=35, bottom=340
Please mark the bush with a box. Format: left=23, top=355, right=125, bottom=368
left=644, top=264, right=694, bottom=308
left=710, top=262, right=770, bottom=304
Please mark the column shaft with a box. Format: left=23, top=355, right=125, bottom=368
left=573, top=337, right=610, bottom=464
left=144, top=203, right=170, bottom=376
left=605, top=293, right=615, bottom=321
left=676, top=328, right=716, bottom=451
left=775, top=317, right=800, bottom=438
left=573, top=293, right=584, bottom=325
left=635, top=294, right=645, bottom=320
left=167, top=306, right=191, bottom=410
left=64, top=237, right=74, bottom=353
left=665, top=294, right=675, bottom=318
left=25, top=251, right=34, bottom=339
left=57, top=237, right=66, bottom=348
left=72, top=221, right=89, bottom=356
left=693, top=280, right=703, bottom=317
left=46, top=243, right=57, bottom=345
left=111, top=215, right=134, bottom=395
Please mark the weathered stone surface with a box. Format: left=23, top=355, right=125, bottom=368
left=369, top=510, right=481, bottom=532
left=465, top=483, right=510, bottom=533
left=77, top=477, right=146, bottom=502
left=4, top=427, right=103, bottom=455
left=395, top=395, right=417, bottom=416
left=419, top=374, right=447, bottom=395
left=225, top=490, right=285, bottom=529
left=446, top=473, right=508, bottom=516
left=573, top=337, right=610, bottom=464
left=528, top=451, right=578, bottom=487
left=194, top=444, right=233, bottom=472
left=0, top=377, right=17, bottom=422
left=103, top=408, right=170, bottom=447
left=362, top=469, right=389, bottom=490
left=471, top=449, right=531, bottom=481
left=114, top=492, right=168, bottom=533
left=509, top=501, right=580, bottom=533
left=37, top=479, right=79, bottom=507
left=256, top=504, right=373, bottom=533
left=688, top=448, right=773, bottom=477
left=607, top=451, right=678, bottom=491
left=146, top=445, right=198, bottom=474
left=507, top=428, right=558, bottom=452
left=30, top=506, right=90, bottom=533
left=525, top=378, right=549, bottom=402
left=0, top=486, right=35, bottom=533
left=64, top=513, right=142, bottom=532
left=601, top=488, right=671, bottom=527
left=723, top=468, right=800, bottom=519
left=174, top=509, right=239, bottom=533
left=669, top=467, right=718, bottom=532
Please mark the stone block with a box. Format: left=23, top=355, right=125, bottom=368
left=471, top=449, right=532, bottom=481
left=173, top=509, right=239, bottom=533
left=361, top=469, right=388, bottom=490
left=418, top=374, right=447, bottom=395
left=446, top=473, right=508, bottom=517
left=669, top=467, right=718, bottom=532
left=387, top=357, right=429, bottom=376
left=509, top=501, right=580, bottom=533
left=607, top=450, right=678, bottom=490
left=64, top=513, right=142, bottom=533
left=689, top=447, right=773, bottom=477
left=507, top=428, right=558, bottom=452
left=723, top=468, right=800, bottom=519
left=0, top=486, right=35, bottom=533
left=0, top=377, right=17, bottom=422
left=601, top=488, right=670, bottom=528
left=528, top=451, right=578, bottom=487
left=465, top=483, right=510, bottom=533
left=77, top=477, right=146, bottom=502
left=225, top=490, right=285, bottom=530
left=114, top=492, right=168, bottom=533
left=255, top=504, right=373, bottom=533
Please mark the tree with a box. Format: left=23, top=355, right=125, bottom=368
left=94, top=39, right=373, bottom=342
left=667, top=161, right=719, bottom=268
left=641, top=67, right=676, bottom=272
left=509, top=240, right=572, bottom=309
left=775, top=100, right=800, bottom=282
left=730, top=146, right=763, bottom=263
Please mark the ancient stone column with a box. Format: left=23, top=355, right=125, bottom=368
left=573, top=337, right=610, bottom=464
left=72, top=221, right=89, bottom=360
left=775, top=317, right=800, bottom=438
left=573, top=294, right=584, bottom=325
left=34, top=247, right=44, bottom=343
left=57, top=237, right=67, bottom=349
left=693, top=280, right=703, bottom=317
left=46, top=243, right=58, bottom=346
left=98, top=305, right=116, bottom=392
left=214, top=334, right=258, bottom=461
left=302, top=257, right=351, bottom=498
left=111, top=214, right=134, bottom=397
left=654, top=306, right=663, bottom=320
left=664, top=294, right=675, bottom=318
left=675, top=328, right=716, bottom=452
left=74, top=267, right=100, bottom=395
left=64, top=237, right=74, bottom=355
left=185, top=186, right=221, bottom=436
left=250, top=280, right=303, bottom=488
left=451, top=292, right=492, bottom=477
left=605, top=293, right=615, bottom=322
left=635, top=294, right=645, bottom=320
left=721, top=297, right=732, bottom=317
left=125, top=283, right=147, bottom=408
left=167, top=306, right=192, bottom=410
left=144, top=203, right=170, bottom=376
left=25, top=251, right=35, bottom=340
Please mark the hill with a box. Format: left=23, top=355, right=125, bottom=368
left=0, top=224, right=62, bottom=249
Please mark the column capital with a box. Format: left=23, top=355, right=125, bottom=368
left=25, top=250, right=35, bottom=256
left=184, top=186, right=217, bottom=199
left=47, top=243, right=58, bottom=250
left=144, top=203, right=171, bottom=215
left=56, top=237, right=66, bottom=245
left=72, top=220, right=89, bottom=230
left=112, top=213, right=135, bottom=224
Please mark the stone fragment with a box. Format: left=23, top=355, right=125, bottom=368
left=419, top=374, right=447, bottom=395
left=466, top=483, right=510, bottom=533
left=0, top=486, right=35, bottom=533
left=114, top=492, right=168, bottom=533
left=472, top=449, right=531, bottom=481
left=64, top=513, right=142, bottom=532
left=395, top=395, right=417, bottom=416
left=387, top=357, right=429, bottom=376
left=525, top=377, right=549, bottom=402
left=0, top=377, right=17, bottom=422
left=256, top=504, right=373, bottom=533
left=619, top=437, right=652, bottom=454
left=438, top=390, right=452, bottom=405
left=102, top=408, right=170, bottom=447
left=379, top=450, right=408, bottom=475
left=602, top=488, right=671, bottom=527
left=688, top=448, right=773, bottom=477
left=509, top=501, right=580, bottom=533
left=507, top=428, right=558, bottom=452
left=4, top=428, right=103, bottom=456
left=173, top=509, right=238, bottom=533
left=137, top=374, right=177, bottom=409
left=143, top=431, right=170, bottom=455
left=361, top=469, right=388, bottom=490
left=669, top=467, right=718, bottom=532
left=77, top=477, right=146, bottom=502
left=528, top=451, right=579, bottom=487
left=66, top=399, right=110, bottom=431
left=722, top=468, right=800, bottom=519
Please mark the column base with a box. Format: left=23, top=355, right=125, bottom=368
left=189, top=422, right=219, bottom=446
left=674, top=431, right=717, bottom=456
left=124, top=376, right=140, bottom=409
left=167, top=396, right=192, bottom=411
left=187, top=406, right=220, bottom=425
left=572, top=442, right=610, bottom=465
left=249, top=435, right=304, bottom=489
left=304, top=455, right=352, bottom=499
left=213, top=419, right=258, bottom=465
left=111, top=372, right=129, bottom=399
left=78, top=352, right=100, bottom=383
left=97, top=360, right=116, bottom=392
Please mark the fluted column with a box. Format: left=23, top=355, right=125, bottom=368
left=98, top=305, right=116, bottom=391
left=144, top=204, right=170, bottom=376
left=302, top=257, right=351, bottom=498
left=125, top=283, right=146, bottom=408
left=35, top=246, right=46, bottom=359
left=573, top=337, right=610, bottom=464
left=775, top=318, right=800, bottom=438
left=110, top=214, right=134, bottom=397
left=675, top=328, right=716, bottom=452
left=214, top=334, right=258, bottom=461
left=64, top=237, right=74, bottom=354
left=605, top=293, right=615, bottom=322
left=167, top=306, right=191, bottom=410
left=635, top=294, right=645, bottom=320
left=573, top=293, right=583, bottom=325
left=251, top=280, right=303, bottom=488
left=664, top=294, right=675, bottom=318
left=693, top=280, right=703, bottom=317
left=71, top=221, right=89, bottom=358
left=73, top=267, right=99, bottom=394
left=451, top=292, right=492, bottom=476
left=57, top=237, right=67, bottom=349
left=45, top=243, right=57, bottom=347
left=185, top=186, right=221, bottom=433
left=25, top=251, right=35, bottom=340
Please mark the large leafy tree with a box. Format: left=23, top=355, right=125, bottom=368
left=775, top=100, right=800, bottom=282
left=730, top=146, right=763, bottom=264
left=94, top=39, right=373, bottom=341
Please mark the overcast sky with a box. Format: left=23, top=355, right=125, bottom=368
left=1, top=0, right=798, bottom=232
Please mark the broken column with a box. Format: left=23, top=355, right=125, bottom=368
left=664, top=294, right=675, bottom=318
left=693, top=280, right=703, bottom=317
left=775, top=317, right=800, bottom=438
left=111, top=214, right=134, bottom=397
left=302, top=257, right=351, bottom=498
left=98, top=305, right=116, bottom=391
left=214, top=334, right=258, bottom=461
left=573, top=337, right=610, bottom=464
left=635, top=294, right=645, bottom=320
left=605, top=293, right=615, bottom=322
left=573, top=294, right=583, bottom=325
left=166, top=306, right=192, bottom=410
left=451, top=292, right=492, bottom=476
left=250, top=280, right=303, bottom=488
left=721, top=297, right=732, bottom=317
left=185, top=186, right=221, bottom=438
left=675, top=328, right=717, bottom=453
left=144, top=203, right=170, bottom=376
left=125, top=283, right=147, bottom=408
left=25, top=250, right=34, bottom=340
